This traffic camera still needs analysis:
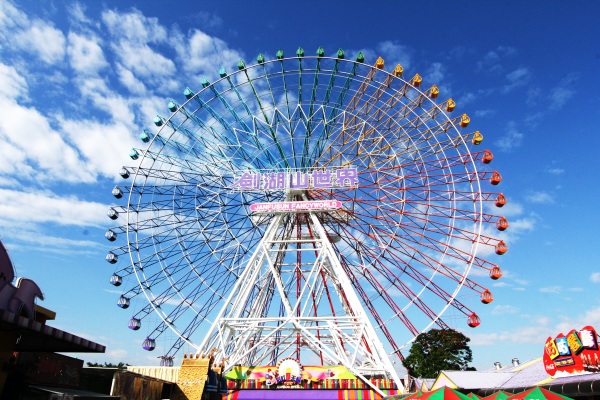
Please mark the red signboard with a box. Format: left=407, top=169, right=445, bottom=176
left=543, top=325, right=600, bottom=376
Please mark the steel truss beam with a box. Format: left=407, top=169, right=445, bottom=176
left=196, top=193, right=401, bottom=397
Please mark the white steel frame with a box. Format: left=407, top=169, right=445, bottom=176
left=197, top=192, right=401, bottom=396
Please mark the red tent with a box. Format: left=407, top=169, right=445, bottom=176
left=418, top=387, right=473, bottom=400
left=505, top=387, right=573, bottom=400
left=482, top=391, right=512, bottom=400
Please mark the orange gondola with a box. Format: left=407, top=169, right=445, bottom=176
left=481, top=289, right=494, bottom=304
left=482, top=149, right=494, bottom=164
left=490, top=171, right=502, bottom=185
left=496, top=217, right=509, bottom=231
left=495, top=193, right=507, bottom=207
left=495, top=241, right=508, bottom=255
left=490, top=265, right=503, bottom=280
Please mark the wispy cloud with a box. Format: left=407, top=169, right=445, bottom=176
left=13, top=19, right=66, bottom=65
left=67, top=32, right=109, bottom=76
left=495, top=121, right=524, bottom=151
left=375, top=41, right=412, bottom=70
left=502, top=67, right=531, bottom=93
left=547, top=167, right=565, bottom=175
left=539, top=286, right=562, bottom=294
left=477, top=45, right=517, bottom=73
left=525, top=191, right=555, bottom=204
left=549, top=73, right=578, bottom=110
left=492, top=305, right=519, bottom=315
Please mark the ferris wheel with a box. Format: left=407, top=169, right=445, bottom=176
left=105, top=47, right=508, bottom=382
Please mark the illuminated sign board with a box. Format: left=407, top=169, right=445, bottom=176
left=233, top=167, right=358, bottom=191
left=250, top=200, right=342, bottom=214
left=543, top=325, right=600, bottom=376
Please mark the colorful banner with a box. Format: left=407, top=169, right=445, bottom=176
left=224, top=364, right=356, bottom=384
left=543, top=325, right=600, bottom=376
left=250, top=200, right=342, bottom=213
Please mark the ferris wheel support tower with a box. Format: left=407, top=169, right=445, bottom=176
left=197, top=190, right=400, bottom=395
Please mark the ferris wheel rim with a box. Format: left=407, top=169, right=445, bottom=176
left=108, top=49, right=506, bottom=362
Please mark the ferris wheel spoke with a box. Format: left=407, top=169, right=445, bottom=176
left=343, top=243, right=451, bottom=334
left=331, top=215, right=483, bottom=314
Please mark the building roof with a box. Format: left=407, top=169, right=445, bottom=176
left=498, top=359, right=551, bottom=389
left=430, top=359, right=554, bottom=392
left=433, top=371, right=514, bottom=390
left=0, top=309, right=105, bottom=353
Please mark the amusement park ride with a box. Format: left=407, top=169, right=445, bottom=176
left=106, top=47, right=508, bottom=397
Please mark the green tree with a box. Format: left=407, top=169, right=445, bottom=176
left=402, top=328, right=473, bottom=378
left=86, top=361, right=130, bottom=369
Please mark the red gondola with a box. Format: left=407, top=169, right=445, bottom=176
left=482, top=149, right=494, bottom=164
left=495, top=193, right=507, bottom=207
left=490, top=171, right=502, bottom=185
left=495, top=241, right=508, bottom=255
left=481, top=289, right=494, bottom=304
left=490, top=265, right=503, bottom=280
left=496, top=217, right=509, bottom=231
left=468, top=313, right=480, bottom=327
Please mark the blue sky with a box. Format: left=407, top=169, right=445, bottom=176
left=0, top=0, right=599, bottom=371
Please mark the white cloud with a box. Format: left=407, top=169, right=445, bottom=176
left=491, top=305, right=518, bottom=315
left=426, top=62, right=445, bottom=85
left=554, top=306, right=600, bottom=334
left=375, top=41, right=411, bottom=70
left=549, top=86, right=575, bottom=110
left=67, top=32, right=109, bottom=76
left=14, top=19, right=66, bottom=64
left=58, top=117, right=138, bottom=178
left=196, top=12, right=223, bottom=30
left=470, top=320, right=549, bottom=346
left=7, top=229, right=100, bottom=249
left=106, top=348, right=130, bottom=362
left=476, top=46, right=517, bottom=73
left=0, top=1, right=28, bottom=37
left=591, top=272, right=600, bottom=283
left=0, top=188, right=108, bottom=227
left=115, top=41, right=176, bottom=82
left=482, top=46, right=516, bottom=64
left=507, top=217, right=536, bottom=235
left=526, top=87, right=541, bottom=107
left=539, top=286, right=562, bottom=294
left=72, top=77, right=136, bottom=127
left=176, top=29, right=242, bottom=76
left=547, top=167, right=564, bottom=175
left=549, top=73, right=578, bottom=110
left=458, top=92, right=476, bottom=106
left=101, top=9, right=167, bottom=44
left=502, top=67, right=531, bottom=93
left=525, top=191, right=555, bottom=204
left=487, top=197, right=523, bottom=218
left=0, top=97, right=95, bottom=183
left=495, top=121, right=523, bottom=151
left=115, top=64, right=148, bottom=94
left=0, top=63, right=28, bottom=99
left=474, top=109, right=496, bottom=118
left=68, top=2, right=93, bottom=27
